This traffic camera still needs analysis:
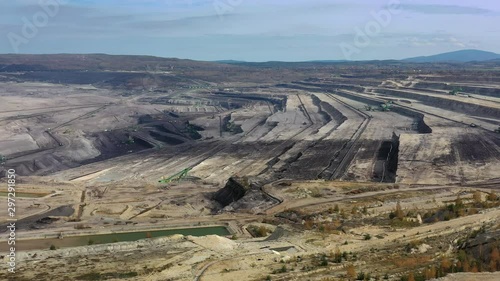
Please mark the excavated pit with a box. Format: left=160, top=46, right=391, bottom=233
left=213, top=177, right=250, bottom=207
left=372, top=135, right=400, bottom=183
left=375, top=88, right=500, bottom=119
left=415, top=82, right=500, bottom=98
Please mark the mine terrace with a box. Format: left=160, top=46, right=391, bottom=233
left=0, top=54, right=499, bottom=281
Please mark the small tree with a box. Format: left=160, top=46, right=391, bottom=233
left=333, top=247, right=342, bottom=263
left=490, top=247, right=499, bottom=271
left=395, top=201, right=404, bottom=219
left=346, top=264, right=356, bottom=280
left=441, top=257, right=452, bottom=272
left=487, top=192, right=498, bottom=201
left=455, top=195, right=464, bottom=210
left=334, top=204, right=340, bottom=213
left=425, top=266, right=436, bottom=279
left=320, top=254, right=328, bottom=266
left=473, top=191, right=483, bottom=204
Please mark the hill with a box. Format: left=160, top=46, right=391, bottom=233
left=404, top=49, right=500, bottom=63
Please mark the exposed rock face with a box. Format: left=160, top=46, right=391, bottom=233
left=213, top=177, right=250, bottom=207
left=213, top=178, right=280, bottom=213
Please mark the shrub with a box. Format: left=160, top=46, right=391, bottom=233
left=248, top=226, right=271, bottom=237
left=346, top=264, right=356, bottom=280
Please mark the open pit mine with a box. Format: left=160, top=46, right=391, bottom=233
left=0, top=54, right=499, bottom=281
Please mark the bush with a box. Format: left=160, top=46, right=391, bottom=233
left=320, top=254, right=328, bottom=266
left=487, top=192, right=498, bottom=201
left=49, top=244, right=56, bottom=250
left=364, top=234, right=372, bottom=240
left=248, top=225, right=271, bottom=237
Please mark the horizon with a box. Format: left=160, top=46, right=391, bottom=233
left=0, top=48, right=498, bottom=63
left=1, top=1, right=500, bottom=61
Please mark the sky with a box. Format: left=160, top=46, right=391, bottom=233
left=0, top=0, right=499, bottom=61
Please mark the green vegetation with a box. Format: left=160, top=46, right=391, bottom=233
left=357, top=272, right=371, bottom=280
left=247, top=225, right=272, bottom=237
left=422, top=193, right=499, bottom=223
left=223, top=121, right=243, bottom=134
left=124, top=135, right=135, bottom=145
left=272, top=265, right=287, bottom=274
left=310, top=187, right=323, bottom=198
left=396, top=230, right=500, bottom=281
left=389, top=201, right=420, bottom=228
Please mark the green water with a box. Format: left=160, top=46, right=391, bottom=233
left=0, top=192, right=47, bottom=198
left=81, top=226, right=230, bottom=244
left=6, top=226, right=230, bottom=251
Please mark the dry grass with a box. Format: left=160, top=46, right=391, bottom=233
left=391, top=255, right=432, bottom=268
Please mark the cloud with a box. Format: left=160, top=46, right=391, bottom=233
left=127, top=14, right=238, bottom=30
left=399, top=35, right=479, bottom=48
left=401, top=4, right=492, bottom=15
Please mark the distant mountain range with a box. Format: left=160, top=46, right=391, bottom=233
left=216, top=50, right=500, bottom=64
left=403, top=49, right=500, bottom=63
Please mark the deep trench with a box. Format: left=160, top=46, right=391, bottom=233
left=373, top=135, right=400, bottom=183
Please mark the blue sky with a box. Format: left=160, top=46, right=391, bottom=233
left=0, top=0, right=499, bottom=61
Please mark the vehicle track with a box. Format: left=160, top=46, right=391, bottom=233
left=265, top=185, right=453, bottom=215
left=0, top=103, right=107, bottom=114
left=296, top=94, right=313, bottom=124
left=247, top=94, right=317, bottom=177
left=263, top=93, right=351, bottom=178
left=317, top=93, right=371, bottom=180
left=156, top=105, right=276, bottom=180
left=0, top=104, right=108, bottom=122
left=341, top=89, right=500, bottom=135
left=50, top=104, right=111, bottom=131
